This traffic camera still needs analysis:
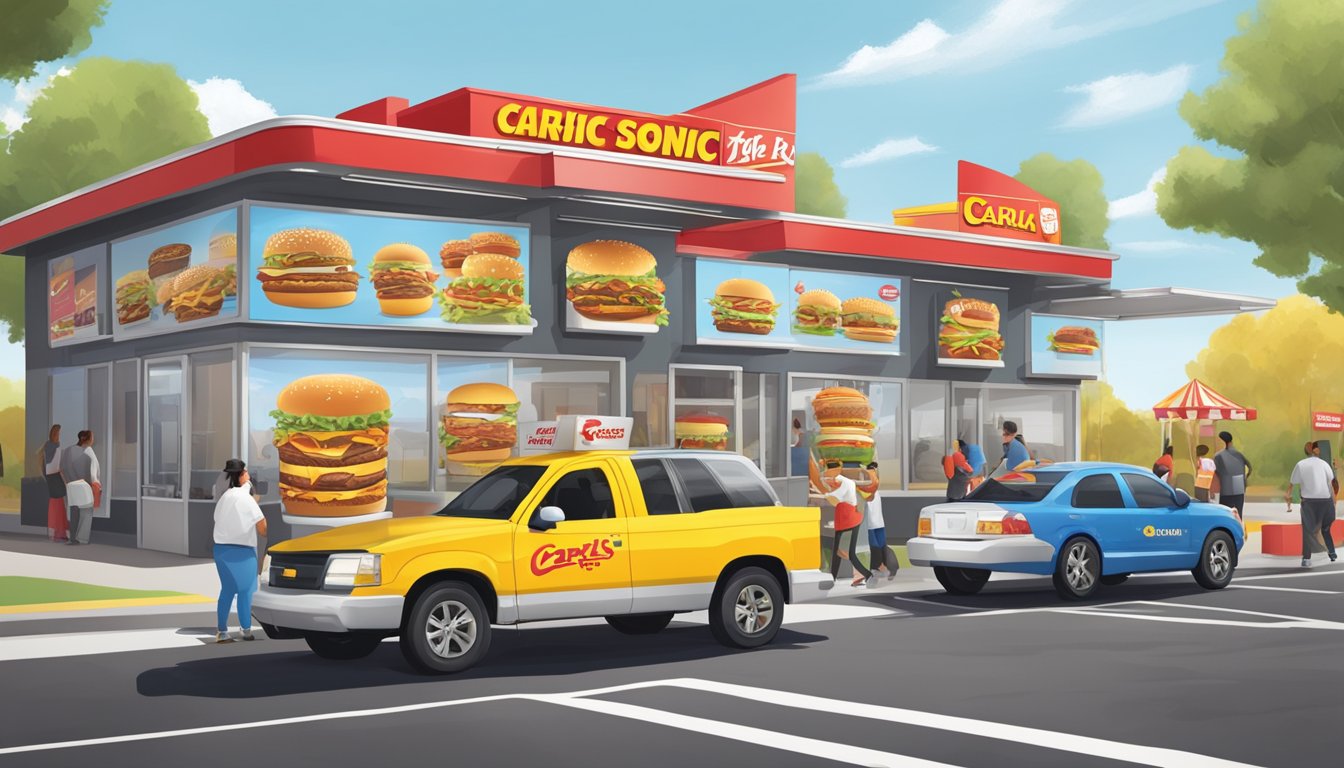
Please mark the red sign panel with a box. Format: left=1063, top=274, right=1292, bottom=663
left=957, top=161, right=1062, bottom=245
left=1313, top=412, right=1343, bottom=431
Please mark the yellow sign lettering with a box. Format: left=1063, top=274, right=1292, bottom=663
left=495, top=102, right=522, bottom=136
left=614, top=118, right=638, bottom=150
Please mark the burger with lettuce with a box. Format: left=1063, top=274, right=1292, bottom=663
left=565, top=240, right=667, bottom=325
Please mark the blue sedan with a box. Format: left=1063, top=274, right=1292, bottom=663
left=906, top=462, right=1245, bottom=599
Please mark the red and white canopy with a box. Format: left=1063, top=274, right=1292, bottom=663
left=1152, top=379, right=1257, bottom=421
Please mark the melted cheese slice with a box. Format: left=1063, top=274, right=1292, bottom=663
left=280, top=480, right=388, bottom=503
left=279, top=429, right=389, bottom=457
left=279, top=458, right=387, bottom=482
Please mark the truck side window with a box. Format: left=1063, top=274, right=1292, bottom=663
left=538, top=468, right=616, bottom=521
left=667, top=459, right=734, bottom=513
left=632, top=459, right=684, bottom=515
left=705, top=459, right=777, bottom=508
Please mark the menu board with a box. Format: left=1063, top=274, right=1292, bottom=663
left=935, top=288, right=1007, bottom=368
left=564, top=239, right=668, bottom=335
left=248, top=205, right=532, bottom=334
left=1028, top=313, right=1103, bottom=379
left=110, top=207, right=239, bottom=339
left=694, top=259, right=904, bottom=354
left=47, top=245, right=107, bottom=347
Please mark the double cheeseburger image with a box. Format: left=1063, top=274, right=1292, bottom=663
left=439, top=240, right=531, bottom=325
left=369, top=243, right=439, bottom=316
left=938, top=296, right=1005, bottom=361
left=257, top=228, right=360, bottom=308
left=440, top=383, right=520, bottom=475
left=439, top=231, right=520, bottom=279
left=115, top=270, right=155, bottom=326
left=566, top=240, right=668, bottom=325
left=271, top=374, right=390, bottom=518
left=158, top=264, right=232, bottom=323
left=792, top=289, right=841, bottom=336
left=1048, top=326, right=1101, bottom=355
left=710, top=278, right=779, bottom=335
left=811, top=386, right=876, bottom=466
left=674, top=412, right=730, bottom=451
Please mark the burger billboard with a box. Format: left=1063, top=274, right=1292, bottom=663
left=48, top=244, right=111, bottom=347
left=1027, top=313, right=1104, bottom=380
left=936, top=289, right=1007, bottom=369
left=564, top=239, right=668, bottom=334
left=109, top=206, right=240, bottom=340
left=248, top=204, right=532, bottom=334
left=694, top=259, right=790, bottom=348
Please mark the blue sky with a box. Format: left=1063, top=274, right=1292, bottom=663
left=0, top=0, right=1303, bottom=409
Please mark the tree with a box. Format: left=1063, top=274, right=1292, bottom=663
left=0, top=0, right=107, bottom=82
left=1185, top=294, right=1344, bottom=491
left=0, top=57, right=211, bottom=342
left=1081, top=380, right=1161, bottom=466
left=794, top=152, right=847, bottom=218
left=1014, top=153, right=1110, bottom=250
left=1157, top=0, right=1344, bottom=311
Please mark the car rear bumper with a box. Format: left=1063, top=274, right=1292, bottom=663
left=789, top=569, right=835, bottom=602
left=251, top=585, right=404, bottom=633
left=907, top=536, right=1055, bottom=567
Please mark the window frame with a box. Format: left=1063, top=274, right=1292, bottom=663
left=700, top=456, right=780, bottom=508
left=1070, top=472, right=1126, bottom=509
left=630, top=457, right=689, bottom=516
left=666, top=457, right=736, bottom=513
left=529, top=464, right=622, bottom=525
left=1121, top=472, right=1178, bottom=509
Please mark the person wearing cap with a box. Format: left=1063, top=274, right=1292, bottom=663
left=213, top=459, right=268, bottom=643
left=1213, top=431, right=1252, bottom=523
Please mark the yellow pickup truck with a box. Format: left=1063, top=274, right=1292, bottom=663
left=252, top=450, right=830, bottom=674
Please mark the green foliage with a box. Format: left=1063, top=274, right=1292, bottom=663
left=0, top=404, right=24, bottom=493
left=0, top=255, right=20, bottom=344
left=1014, top=153, right=1110, bottom=249
left=1081, top=381, right=1162, bottom=466
left=0, top=0, right=107, bottom=82
left=794, top=152, right=847, bottom=218
left=1157, top=0, right=1344, bottom=310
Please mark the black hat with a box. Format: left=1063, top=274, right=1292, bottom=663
left=223, top=458, right=246, bottom=473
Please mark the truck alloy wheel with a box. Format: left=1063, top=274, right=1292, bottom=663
left=401, top=582, right=492, bottom=674
left=1193, top=530, right=1235, bottom=589
left=709, top=567, right=784, bottom=649
left=1053, top=537, right=1101, bottom=600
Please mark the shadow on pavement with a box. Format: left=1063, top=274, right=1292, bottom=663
left=135, top=624, right=826, bottom=699
left=849, top=576, right=1241, bottom=617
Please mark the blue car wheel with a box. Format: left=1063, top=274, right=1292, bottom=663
left=1193, top=530, right=1236, bottom=589
left=1053, top=537, right=1101, bottom=600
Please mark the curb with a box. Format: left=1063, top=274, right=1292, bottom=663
left=0, top=594, right=213, bottom=616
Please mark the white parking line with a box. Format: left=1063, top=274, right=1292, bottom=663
left=1056, top=601, right=1344, bottom=631
left=1227, top=584, right=1339, bottom=595
left=1235, top=567, right=1344, bottom=582
left=0, top=676, right=1267, bottom=767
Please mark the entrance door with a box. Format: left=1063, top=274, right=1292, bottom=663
left=141, top=357, right=188, bottom=554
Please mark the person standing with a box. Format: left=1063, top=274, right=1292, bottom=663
left=1000, top=421, right=1030, bottom=473
left=63, top=430, right=101, bottom=545
left=857, top=462, right=897, bottom=583
left=824, top=463, right=872, bottom=588
left=1153, top=445, right=1175, bottom=486
left=213, top=459, right=268, bottom=642
left=1194, top=445, right=1217, bottom=502
left=1214, top=431, right=1252, bottom=523
left=1285, top=441, right=1338, bottom=568
left=36, top=425, right=68, bottom=543
left=944, top=440, right=975, bottom=502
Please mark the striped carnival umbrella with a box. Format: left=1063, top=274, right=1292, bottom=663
left=1151, top=380, right=1258, bottom=462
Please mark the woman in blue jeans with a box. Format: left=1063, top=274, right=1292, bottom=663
left=213, top=459, right=268, bottom=643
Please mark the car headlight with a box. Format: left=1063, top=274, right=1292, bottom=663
left=261, top=554, right=272, bottom=586
left=323, top=553, right=381, bottom=588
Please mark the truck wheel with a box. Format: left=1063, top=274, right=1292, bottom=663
left=933, top=566, right=990, bottom=595
left=1193, top=530, right=1235, bottom=590
left=400, top=582, right=491, bottom=675
left=605, top=612, right=674, bottom=635
left=709, top=567, right=784, bottom=649
left=303, top=632, right=382, bottom=660
left=1053, top=537, right=1101, bottom=600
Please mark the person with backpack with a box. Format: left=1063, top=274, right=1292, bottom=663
left=1153, top=445, right=1175, bottom=486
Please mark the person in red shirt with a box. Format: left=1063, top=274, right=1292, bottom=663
left=824, top=462, right=872, bottom=588
left=1153, top=445, right=1175, bottom=486
left=944, top=440, right=975, bottom=501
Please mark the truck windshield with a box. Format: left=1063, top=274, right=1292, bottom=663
left=436, top=465, right=547, bottom=520
left=967, top=471, right=1068, bottom=503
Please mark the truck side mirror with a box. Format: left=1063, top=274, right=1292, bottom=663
left=530, top=505, right=566, bottom=531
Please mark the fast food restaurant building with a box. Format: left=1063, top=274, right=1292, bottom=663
left=0, top=74, right=1275, bottom=556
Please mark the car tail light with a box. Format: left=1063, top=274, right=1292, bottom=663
left=1001, top=513, right=1032, bottom=535
left=976, top=519, right=1003, bottom=535
left=976, top=513, right=1032, bottom=536
left=918, top=517, right=932, bottom=536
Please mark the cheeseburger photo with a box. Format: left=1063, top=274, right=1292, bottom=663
left=1048, top=325, right=1100, bottom=355
left=674, top=412, right=730, bottom=451
left=257, top=228, right=359, bottom=308
left=115, top=269, right=155, bottom=326
left=566, top=240, right=668, bottom=325
left=811, top=386, right=876, bottom=467
left=792, top=289, right=841, bottom=336
left=709, top=278, right=778, bottom=335
left=840, top=297, right=898, bottom=343
left=440, top=383, right=520, bottom=475
left=938, top=297, right=1004, bottom=360
left=160, top=264, right=231, bottom=323
left=271, top=374, right=390, bottom=518
left=468, top=231, right=521, bottom=258
left=370, top=243, right=439, bottom=316
left=439, top=253, right=530, bottom=325
left=438, top=239, right=473, bottom=280
left=147, top=243, right=192, bottom=291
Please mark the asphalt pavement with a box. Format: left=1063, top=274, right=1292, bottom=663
left=2, top=563, right=1342, bottom=768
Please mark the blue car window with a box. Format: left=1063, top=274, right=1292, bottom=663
left=968, top=471, right=1067, bottom=502
left=1123, top=473, right=1177, bottom=508
left=1071, top=474, right=1124, bottom=508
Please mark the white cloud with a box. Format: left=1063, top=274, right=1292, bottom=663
left=1060, top=65, right=1192, bottom=129
left=1108, top=167, right=1166, bottom=220
left=0, top=65, right=71, bottom=134
left=188, top=77, right=277, bottom=137
left=1113, top=239, right=1226, bottom=254
left=840, top=137, right=938, bottom=169
left=812, top=0, right=1221, bottom=89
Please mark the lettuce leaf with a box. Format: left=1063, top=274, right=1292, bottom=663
left=843, top=312, right=898, bottom=329
left=438, top=293, right=533, bottom=325
left=371, top=260, right=433, bottom=272
left=448, top=276, right=522, bottom=292
left=270, top=408, right=391, bottom=442
left=438, top=424, right=461, bottom=450
left=565, top=269, right=659, bottom=289
left=709, top=297, right=776, bottom=322
left=792, top=324, right=837, bottom=336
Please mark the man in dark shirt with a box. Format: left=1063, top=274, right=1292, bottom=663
left=1214, top=431, right=1252, bottom=522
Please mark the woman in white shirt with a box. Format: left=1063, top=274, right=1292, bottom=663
left=213, top=459, right=268, bottom=643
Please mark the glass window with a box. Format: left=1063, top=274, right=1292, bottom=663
left=437, top=465, right=545, bottom=520
left=632, top=459, right=682, bottom=515
left=675, top=368, right=736, bottom=400
left=631, top=372, right=668, bottom=448
left=1072, top=473, right=1124, bottom=508
left=761, top=374, right=783, bottom=478
left=111, top=361, right=138, bottom=500
left=144, top=360, right=183, bottom=498
left=967, top=471, right=1068, bottom=502
left=537, top=468, right=617, bottom=521
left=668, top=459, right=733, bottom=512
left=908, top=380, right=948, bottom=490
left=189, top=349, right=233, bottom=501
left=512, top=357, right=620, bottom=422
left=790, top=376, right=902, bottom=490
left=982, top=388, right=1074, bottom=471
left=705, top=459, right=777, bottom=508
left=1123, top=473, right=1176, bottom=508
left=671, top=366, right=738, bottom=454
left=742, top=374, right=761, bottom=465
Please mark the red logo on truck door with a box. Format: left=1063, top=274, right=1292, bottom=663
left=530, top=539, right=616, bottom=575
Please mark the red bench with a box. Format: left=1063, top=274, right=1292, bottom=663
left=1261, top=520, right=1344, bottom=556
